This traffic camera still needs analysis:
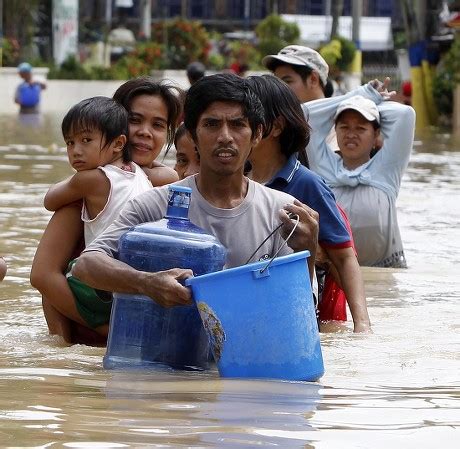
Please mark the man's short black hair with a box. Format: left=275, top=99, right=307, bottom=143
left=183, top=73, right=264, bottom=140
left=246, top=75, right=310, bottom=163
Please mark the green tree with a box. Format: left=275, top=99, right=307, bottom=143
left=3, top=0, right=40, bottom=60
left=255, top=14, right=300, bottom=58
left=152, top=18, right=210, bottom=69
left=433, top=37, right=460, bottom=116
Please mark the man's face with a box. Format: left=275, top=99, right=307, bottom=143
left=273, top=65, right=315, bottom=102
left=193, top=101, right=260, bottom=176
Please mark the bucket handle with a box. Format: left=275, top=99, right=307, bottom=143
left=245, top=213, right=300, bottom=274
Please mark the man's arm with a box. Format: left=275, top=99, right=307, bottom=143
left=44, top=170, right=110, bottom=211
left=326, top=246, right=371, bottom=333
left=279, top=199, right=319, bottom=282
left=73, top=251, right=193, bottom=308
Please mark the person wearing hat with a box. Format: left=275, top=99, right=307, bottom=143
left=262, top=45, right=330, bottom=103
left=14, top=62, right=47, bottom=114
left=304, top=92, right=416, bottom=268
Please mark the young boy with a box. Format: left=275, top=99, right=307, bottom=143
left=35, top=96, right=152, bottom=343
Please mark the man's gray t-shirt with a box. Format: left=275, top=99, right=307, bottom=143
left=84, top=175, right=297, bottom=268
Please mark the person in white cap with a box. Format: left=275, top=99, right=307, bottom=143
left=262, top=45, right=330, bottom=103
left=305, top=92, right=416, bottom=268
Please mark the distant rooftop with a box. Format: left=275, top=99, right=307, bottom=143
left=281, top=15, right=394, bottom=51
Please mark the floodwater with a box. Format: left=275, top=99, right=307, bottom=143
left=0, top=112, right=459, bottom=448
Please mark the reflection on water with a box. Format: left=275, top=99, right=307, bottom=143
left=0, top=112, right=459, bottom=447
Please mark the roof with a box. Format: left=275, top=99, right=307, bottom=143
left=281, top=15, right=394, bottom=51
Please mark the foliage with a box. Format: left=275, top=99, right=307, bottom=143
left=229, top=40, right=263, bottom=71
left=47, top=55, right=92, bottom=79
left=393, top=31, right=407, bottom=50
left=319, top=36, right=356, bottom=72
left=433, top=37, right=460, bottom=116
left=255, top=14, right=300, bottom=57
left=1, top=37, right=21, bottom=66
left=110, top=55, right=151, bottom=79
left=207, top=53, right=226, bottom=71
left=152, top=18, right=211, bottom=69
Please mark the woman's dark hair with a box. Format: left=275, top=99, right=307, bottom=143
left=246, top=75, right=310, bottom=165
left=183, top=73, right=264, bottom=140
left=61, top=96, right=130, bottom=162
left=113, top=77, right=183, bottom=151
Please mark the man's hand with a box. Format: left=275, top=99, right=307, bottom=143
left=278, top=199, right=319, bottom=255
left=141, top=268, right=194, bottom=308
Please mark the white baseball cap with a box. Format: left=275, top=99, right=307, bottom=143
left=334, top=95, right=380, bottom=124
left=262, top=45, right=329, bottom=85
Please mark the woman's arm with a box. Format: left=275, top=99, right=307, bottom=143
left=325, top=246, right=371, bottom=333
left=371, top=101, right=416, bottom=195
left=142, top=164, right=179, bottom=186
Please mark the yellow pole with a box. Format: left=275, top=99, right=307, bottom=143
left=454, top=84, right=460, bottom=136
left=421, top=59, right=438, bottom=125
left=410, top=65, right=430, bottom=129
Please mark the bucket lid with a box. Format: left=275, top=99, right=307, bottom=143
left=185, top=250, right=310, bottom=287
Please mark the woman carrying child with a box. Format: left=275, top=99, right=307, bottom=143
left=31, top=78, right=183, bottom=344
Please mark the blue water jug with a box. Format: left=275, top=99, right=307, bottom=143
left=103, top=185, right=227, bottom=371
left=18, top=83, right=40, bottom=108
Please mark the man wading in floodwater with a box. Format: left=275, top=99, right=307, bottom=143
left=71, top=73, right=319, bottom=324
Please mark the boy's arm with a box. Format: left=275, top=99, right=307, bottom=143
left=44, top=170, right=109, bottom=211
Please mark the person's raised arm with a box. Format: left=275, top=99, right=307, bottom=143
left=371, top=101, right=416, bottom=195
left=44, top=170, right=110, bottom=211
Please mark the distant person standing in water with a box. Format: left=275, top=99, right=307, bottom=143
left=14, top=62, right=46, bottom=114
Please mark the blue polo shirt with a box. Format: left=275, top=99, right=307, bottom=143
left=266, top=155, right=352, bottom=248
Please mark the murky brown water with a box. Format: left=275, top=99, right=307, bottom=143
left=0, top=112, right=459, bottom=448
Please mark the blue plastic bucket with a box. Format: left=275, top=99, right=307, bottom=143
left=185, top=251, right=324, bottom=381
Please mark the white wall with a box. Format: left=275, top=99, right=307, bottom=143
left=0, top=68, right=190, bottom=114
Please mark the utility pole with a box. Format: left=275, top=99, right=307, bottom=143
left=0, top=0, right=3, bottom=67
left=348, top=0, right=362, bottom=90
left=140, top=0, right=151, bottom=39
left=351, top=0, right=362, bottom=48
left=105, top=0, right=113, bottom=31
left=244, top=0, right=250, bottom=30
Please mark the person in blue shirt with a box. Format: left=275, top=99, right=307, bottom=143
left=14, top=62, right=46, bottom=114
left=246, top=74, right=371, bottom=333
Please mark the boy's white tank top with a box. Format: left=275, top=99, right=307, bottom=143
left=82, top=162, right=152, bottom=246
